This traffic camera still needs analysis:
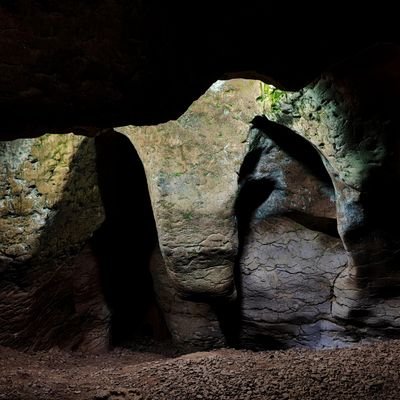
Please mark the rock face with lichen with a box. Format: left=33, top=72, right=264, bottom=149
left=0, top=134, right=107, bottom=351
left=118, top=79, right=263, bottom=299
left=260, top=45, right=400, bottom=334
left=2, top=46, right=400, bottom=351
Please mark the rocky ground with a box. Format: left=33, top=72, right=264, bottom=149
left=1, top=339, right=400, bottom=400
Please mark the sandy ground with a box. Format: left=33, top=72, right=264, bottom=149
left=1, top=339, right=400, bottom=400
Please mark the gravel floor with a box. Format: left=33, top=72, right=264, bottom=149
left=1, top=339, right=400, bottom=400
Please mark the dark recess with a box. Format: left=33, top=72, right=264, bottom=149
left=251, top=116, right=333, bottom=184
left=219, top=116, right=339, bottom=349
left=92, top=130, right=169, bottom=346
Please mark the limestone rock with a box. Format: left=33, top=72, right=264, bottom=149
left=260, top=45, right=400, bottom=330
left=118, top=79, right=263, bottom=298
left=237, top=121, right=347, bottom=348
left=0, top=134, right=107, bottom=350
left=150, top=246, right=225, bottom=349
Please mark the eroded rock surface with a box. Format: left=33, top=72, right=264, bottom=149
left=260, top=45, right=400, bottom=331
left=241, top=218, right=347, bottom=348
left=0, top=134, right=107, bottom=350
left=118, top=80, right=263, bottom=299
left=2, top=56, right=400, bottom=351
left=150, top=246, right=225, bottom=349
left=236, top=121, right=347, bottom=348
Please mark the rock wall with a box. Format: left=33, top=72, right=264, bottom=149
left=117, top=79, right=263, bottom=299
left=0, top=134, right=107, bottom=351
left=236, top=121, right=347, bottom=348
left=259, top=45, right=400, bottom=334
left=2, top=49, right=400, bottom=351
left=150, top=246, right=225, bottom=349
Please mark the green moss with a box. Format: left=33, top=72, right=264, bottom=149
left=256, top=82, right=286, bottom=114
left=182, top=210, right=194, bottom=221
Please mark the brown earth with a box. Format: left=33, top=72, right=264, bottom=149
left=1, top=339, right=400, bottom=400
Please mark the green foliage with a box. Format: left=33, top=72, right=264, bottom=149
left=182, top=210, right=194, bottom=220
left=256, top=82, right=269, bottom=103
left=256, top=82, right=285, bottom=113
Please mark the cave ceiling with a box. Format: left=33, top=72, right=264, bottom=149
left=0, top=1, right=397, bottom=139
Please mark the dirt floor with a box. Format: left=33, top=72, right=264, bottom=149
left=1, top=339, right=400, bottom=400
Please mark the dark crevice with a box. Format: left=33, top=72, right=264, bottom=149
left=91, top=129, right=170, bottom=347
left=234, top=178, right=275, bottom=241
left=217, top=176, right=275, bottom=348
left=286, top=211, right=340, bottom=238
left=237, top=148, right=263, bottom=184
left=251, top=115, right=332, bottom=185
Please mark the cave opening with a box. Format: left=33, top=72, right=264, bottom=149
left=92, top=130, right=170, bottom=347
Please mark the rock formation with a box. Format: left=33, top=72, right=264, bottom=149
left=236, top=118, right=347, bottom=348
left=117, top=79, right=263, bottom=299
left=1, top=44, right=400, bottom=351
left=0, top=134, right=107, bottom=350
left=0, top=2, right=390, bottom=137
left=0, top=80, right=264, bottom=351
left=259, top=44, right=400, bottom=335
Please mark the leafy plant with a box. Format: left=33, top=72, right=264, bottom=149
left=182, top=210, right=194, bottom=221
left=256, top=82, right=285, bottom=114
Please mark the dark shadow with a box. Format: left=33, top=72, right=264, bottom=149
left=251, top=115, right=332, bottom=184
left=92, top=130, right=169, bottom=347
left=237, top=147, right=263, bottom=184
left=0, top=137, right=105, bottom=350
left=216, top=115, right=337, bottom=350
left=215, top=167, right=275, bottom=348
left=234, top=178, right=276, bottom=241
left=286, top=211, right=339, bottom=238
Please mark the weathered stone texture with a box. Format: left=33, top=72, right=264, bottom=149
left=260, top=45, right=400, bottom=330
left=150, top=247, right=225, bottom=349
left=2, top=52, right=400, bottom=351
left=241, top=218, right=347, bottom=348
left=236, top=122, right=347, bottom=347
left=118, top=80, right=263, bottom=298
left=0, top=134, right=106, bottom=350
left=0, top=135, right=103, bottom=262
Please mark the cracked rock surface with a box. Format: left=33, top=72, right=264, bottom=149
left=240, top=217, right=347, bottom=348
left=236, top=120, right=347, bottom=348
left=260, top=44, right=400, bottom=331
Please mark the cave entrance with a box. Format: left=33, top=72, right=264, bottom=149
left=92, top=131, right=169, bottom=347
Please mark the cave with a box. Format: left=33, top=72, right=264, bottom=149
left=1, top=2, right=400, bottom=398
